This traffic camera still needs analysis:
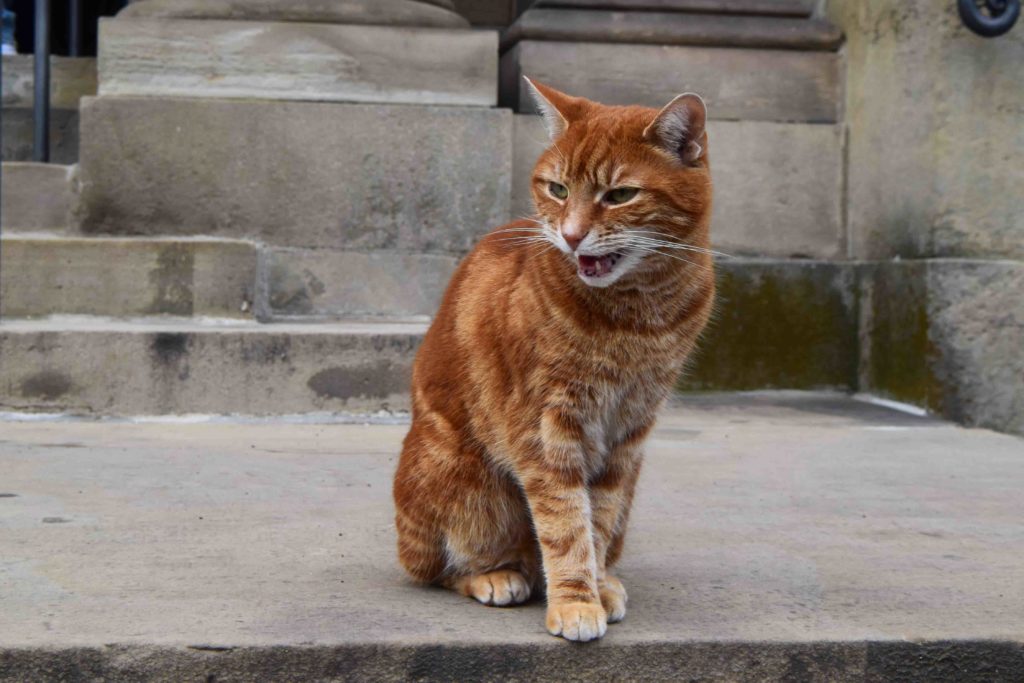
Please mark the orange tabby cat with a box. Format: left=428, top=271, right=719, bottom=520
left=393, top=79, right=715, bottom=642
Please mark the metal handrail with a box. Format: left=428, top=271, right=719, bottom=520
left=33, top=0, right=50, bottom=162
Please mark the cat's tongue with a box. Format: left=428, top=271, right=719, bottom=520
left=577, top=253, right=619, bottom=278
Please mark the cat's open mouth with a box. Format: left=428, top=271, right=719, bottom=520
left=577, top=252, right=623, bottom=279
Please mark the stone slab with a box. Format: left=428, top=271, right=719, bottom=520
left=77, top=97, right=512, bottom=252
left=532, top=0, right=816, bottom=16
left=501, top=40, right=840, bottom=122
left=260, top=248, right=459, bottom=320
left=0, top=163, right=78, bottom=232
left=0, top=237, right=257, bottom=319
left=512, top=116, right=844, bottom=259
left=682, top=259, right=858, bottom=391
left=503, top=10, right=842, bottom=51
left=860, top=259, right=1024, bottom=436
left=119, top=0, right=469, bottom=28
left=98, top=19, right=497, bottom=106
left=0, top=394, right=1023, bottom=681
left=1, top=109, right=80, bottom=165
left=0, top=319, right=426, bottom=415
left=1, top=56, right=97, bottom=110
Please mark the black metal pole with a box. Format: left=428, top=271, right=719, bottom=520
left=69, top=0, right=82, bottom=56
left=33, top=0, right=51, bottom=162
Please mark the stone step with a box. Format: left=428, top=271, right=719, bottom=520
left=1, top=56, right=96, bottom=164
left=500, top=39, right=841, bottom=122
left=0, top=317, right=425, bottom=416
left=0, top=259, right=857, bottom=416
left=76, top=97, right=512, bottom=252
left=2, top=395, right=1023, bottom=681
left=0, top=163, right=78, bottom=232
left=513, top=115, right=844, bottom=259
left=0, top=236, right=257, bottom=319
left=98, top=18, right=498, bottom=106
left=502, top=10, right=842, bottom=51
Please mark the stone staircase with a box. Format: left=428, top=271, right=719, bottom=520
left=1, top=0, right=1021, bottom=435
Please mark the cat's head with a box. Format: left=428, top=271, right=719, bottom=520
left=526, top=79, right=713, bottom=288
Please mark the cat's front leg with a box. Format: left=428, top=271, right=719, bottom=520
left=521, top=406, right=607, bottom=642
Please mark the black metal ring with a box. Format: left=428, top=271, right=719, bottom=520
left=958, top=0, right=1020, bottom=37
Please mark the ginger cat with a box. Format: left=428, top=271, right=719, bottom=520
left=393, top=79, right=715, bottom=642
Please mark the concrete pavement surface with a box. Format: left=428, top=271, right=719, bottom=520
left=1, top=392, right=1022, bottom=681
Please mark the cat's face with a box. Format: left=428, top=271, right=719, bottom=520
left=527, top=80, right=712, bottom=288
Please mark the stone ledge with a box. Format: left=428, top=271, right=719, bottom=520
left=0, top=163, right=78, bottom=232
left=532, top=0, right=816, bottom=16
left=501, top=40, right=841, bottom=122
left=502, top=10, right=842, bottom=51
left=0, top=236, right=258, bottom=319
left=99, top=19, right=498, bottom=106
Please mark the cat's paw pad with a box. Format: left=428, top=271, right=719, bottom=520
left=546, top=601, right=607, bottom=642
left=462, top=570, right=532, bottom=607
left=599, top=575, right=628, bottom=623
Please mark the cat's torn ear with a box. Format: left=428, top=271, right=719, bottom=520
left=523, top=76, right=582, bottom=141
left=643, top=93, right=708, bottom=165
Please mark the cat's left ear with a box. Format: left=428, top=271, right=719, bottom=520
left=643, top=93, right=707, bottom=165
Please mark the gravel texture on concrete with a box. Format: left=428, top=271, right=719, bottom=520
left=1, top=392, right=1022, bottom=681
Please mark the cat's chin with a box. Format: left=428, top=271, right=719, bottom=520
left=575, top=250, right=637, bottom=288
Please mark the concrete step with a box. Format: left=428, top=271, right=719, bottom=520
left=0, top=163, right=78, bottom=232
left=513, top=115, right=843, bottom=259
left=0, top=236, right=257, bottom=319
left=1, top=394, right=1022, bottom=681
left=0, top=259, right=856, bottom=416
left=502, top=10, right=842, bottom=51
left=1, top=56, right=96, bottom=164
left=98, top=19, right=497, bottom=106
left=76, top=96, right=512, bottom=251
left=0, top=317, right=425, bottom=416
left=500, top=39, right=841, bottom=121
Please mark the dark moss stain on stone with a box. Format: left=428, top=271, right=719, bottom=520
left=308, top=362, right=411, bottom=401
left=862, top=262, right=943, bottom=413
left=680, top=262, right=858, bottom=391
left=152, top=333, right=189, bottom=363
left=148, top=244, right=194, bottom=316
left=239, top=336, right=292, bottom=365
left=20, top=371, right=73, bottom=401
left=268, top=261, right=313, bottom=315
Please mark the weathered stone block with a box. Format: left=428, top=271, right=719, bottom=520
left=0, top=163, right=77, bottom=231
left=1, top=56, right=97, bottom=109
left=681, top=259, right=858, bottom=391
left=512, top=116, right=844, bottom=258
left=860, top=259, right=1024, bottom=435
left=501, top=40, right=840, bottom=122
left=0, top=319, right=426, bottom=415
left=260, top=249, right=459, bottom=320
left=0, top=237, right=257, bottom=319
left=99, top=19, right=497, bottom=106
left=531, top=0, right=816, bottom=15
left=1, top=109, right=80, bottom=164
left=77, top=97, right=512, bottom=252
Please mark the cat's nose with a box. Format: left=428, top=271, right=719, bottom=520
left=561, top=223, right=588, bottom=251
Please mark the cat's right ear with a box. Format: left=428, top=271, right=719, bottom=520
left=643, top=93, right=708, bottom=166
left=523, top=77, right=579, bottom=141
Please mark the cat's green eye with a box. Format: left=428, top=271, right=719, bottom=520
left=604, top=187, right=640, bottom=205
left=548, top=182, right=569, bottom=200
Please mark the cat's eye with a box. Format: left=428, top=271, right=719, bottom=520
left=548, top=182, right=569, bottom=200
left=603, top=187, right=639, bottom=205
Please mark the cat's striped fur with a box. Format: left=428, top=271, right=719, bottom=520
left=393, top=81, right=715, bottom=641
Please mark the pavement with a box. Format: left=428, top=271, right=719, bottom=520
left=1, top=392, right=1022, bottom=682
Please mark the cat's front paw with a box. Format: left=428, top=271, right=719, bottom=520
left=546, top=601, right=607, bottom=642
left=599, top=575, right=628, bottom=623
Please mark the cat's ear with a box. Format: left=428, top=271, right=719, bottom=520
left=523, top=77, right=583, bottom=141
left=643, top=93, right=707, bottom=165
